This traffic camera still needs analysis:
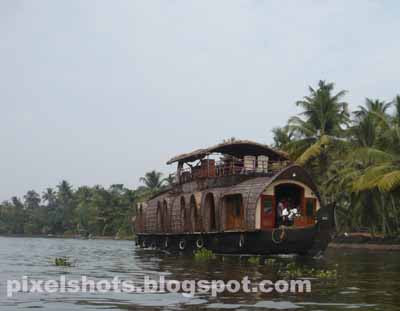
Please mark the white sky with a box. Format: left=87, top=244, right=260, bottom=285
left=1, top=0, right=399, bottom=201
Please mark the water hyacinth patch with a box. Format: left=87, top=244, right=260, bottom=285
left=54, top=257, right=72, bottom=267
left=194, top=248, right=215, bottom=260
left=278, top=262, right=337, bottom=279
left=247, top=256, right=261, bottom=264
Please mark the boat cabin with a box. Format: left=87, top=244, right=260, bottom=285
left=135, top=140, right=319, bottom=236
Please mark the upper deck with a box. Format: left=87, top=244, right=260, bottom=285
left=167, top=140, right=291, bottom=185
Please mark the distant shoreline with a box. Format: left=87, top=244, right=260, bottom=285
left=328, top=243, right=400, bottom=251
left=0, top=234, right=135, bottom=241
left=328, top=233, right=400, bottom=251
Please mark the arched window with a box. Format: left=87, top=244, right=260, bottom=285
left=204, top=193, right=217, bottom=231
left=189, top=195, right=197, bottom=232
left=163, top=200, right=169, bottom=232
left=180, top=196, right=187, bottom=232
left=156, top=201, right=163, bottom=232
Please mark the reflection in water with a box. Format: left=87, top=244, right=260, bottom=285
left=0, top=237, right=399, bottom=310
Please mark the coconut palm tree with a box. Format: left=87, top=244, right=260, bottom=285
left=352, top=115, right=400, bottom=193
left=23, top=190, right=41, bottom=209
left=288, top=80, right=349, bottom=166
left=393, top=95, right=400, bottom=125
left=163, top=174, right=176, bottom=188
left=285, top=81, right=349, bottom=203
left=326, top=96, right=400, bottom=236
left=354, top=98, right=392, bottom=120
left=57, top=180, right=74, bottom=204
left=325, top=111, right=384, bottom=234
left=139, top=170, right=165, bottom=191
left=42, top=188, right=57, bottom=207
left=272, top=126, right=293, bottom=150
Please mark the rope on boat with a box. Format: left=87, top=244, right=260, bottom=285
left=272, top=227, right=286, bottom=244
left=179, top=239, right=186, bottom=250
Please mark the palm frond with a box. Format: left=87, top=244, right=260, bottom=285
left=296, top=135, right=330, bottom=166
left=347, top=147, right=394, bottom=164
left=353, top=164, right=396, bottom=192
left=377, top=170, right=400, bottom=192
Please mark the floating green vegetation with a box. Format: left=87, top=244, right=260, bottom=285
left=313, top=269, right=338, bottom=278
left=278, top=262, right=337, bottom=279
left=247, top=256, right=261, bottom=264
left=194, top=248, right=215, bottom=260
left=54, top=257, right=72, bottom=267
left=247, top=257, right=278, bottom=266
left=265, top=258, right=277, bottom=265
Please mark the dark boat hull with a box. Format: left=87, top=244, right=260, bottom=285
left=136, top=224, right=328, bottom=256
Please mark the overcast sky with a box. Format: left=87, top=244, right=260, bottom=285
left=1, top=1, right=399, bottom=201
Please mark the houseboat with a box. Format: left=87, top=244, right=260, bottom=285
left=133, top=140, right=335, bottom=256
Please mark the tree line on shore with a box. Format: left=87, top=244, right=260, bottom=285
left=1, top=80, right=399, bottom=238
left=0, top=172, right=171, bottom=237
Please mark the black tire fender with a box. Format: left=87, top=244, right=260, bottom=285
left=196, top=238, right=204, bottom=249
left=179, top=239, right=186, bottom=250
left=239, top=234, right=245, bottom=248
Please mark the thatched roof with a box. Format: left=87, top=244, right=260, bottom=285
left=166, top=139, right=289, bottom=165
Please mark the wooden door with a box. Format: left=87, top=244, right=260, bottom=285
left=225, top=205, right=243, bottom=229
left=305, top=198, right=316, bottom=225
left=224, top=194, right=244, bottom=230
left=260, top=195, right=275, bottom=229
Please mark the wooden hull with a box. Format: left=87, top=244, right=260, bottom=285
left=136, top=223, right=331, bottom=256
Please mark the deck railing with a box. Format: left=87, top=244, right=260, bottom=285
left=175, top=160, right=290, bottom=184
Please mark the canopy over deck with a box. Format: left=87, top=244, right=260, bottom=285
left=166, top=140, right=289, bottom=165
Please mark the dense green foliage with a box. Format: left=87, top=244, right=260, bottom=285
left=0, top=182, right=135, bottom=237
left=274, top=81, right=400, bottom=236
left=0, top=171, right=170, bottom=237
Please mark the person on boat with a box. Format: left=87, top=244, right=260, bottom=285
left=288, top=207, right=298, bottom=225
left=277, top=201, right=284, bottom=225
left=282, top=206, right=289, bottom=226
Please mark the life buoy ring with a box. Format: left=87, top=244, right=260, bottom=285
left=272, top=228, right=286, bottom=244
left=196, top=238, right=204, bottom=249
left=179, top=239, right=186, bottom=250
left=239, top=234, right=245, bottom=248
left=164, top=238, right=169, bottom=248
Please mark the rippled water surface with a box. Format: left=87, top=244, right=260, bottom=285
left=1, top=237, right=400, bottom=310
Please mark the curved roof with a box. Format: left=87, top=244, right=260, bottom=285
left=223, top=164, right=319, bottom=197
left=166, top=139, right=289, bottom=165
